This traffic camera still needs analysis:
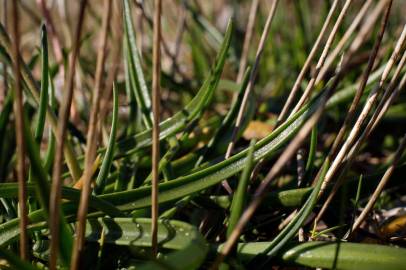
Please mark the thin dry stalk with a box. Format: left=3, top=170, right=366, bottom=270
left=151, top=0, right=162, bottom=257
left=222, top=0, right=279, bottom=194
left=276, top=0, right=339, bottom=124
left=1, top=0, right=7, bottom=105
left=163, top=2, right=187, bottom=107
left=98, top=51, right=121, bottom=145
left=353, top=52, right=406, bottom=152
left=0, top=20, right=81, bottom=180
left=278, top=209, right=298, bottom=230
left=134, top=1, right=188, bottom=80
left=323, top=0, right=392, bottom=163
left=98, top=1, right=123, bottom=136
left=212, top=61, right=344, bottom=269
left=315, top=44, right=406, bottom=225
left=344, top=53, right=406, bottom=172
left=36, top=0, right=64, bottom=66
left=225, top=0, right=279, bottom=159
left=18, top=1, right=41, bottom=24
left=36, top=0, right=67, bottom=115
left=316, top=0, right=374, bottom=83
left=318, top=23, right=406, bottom=197
left=368, top=72, right=406, bottom=135
left=57, top=0, right=73, bottom=48
left=290, top=0, right=353, bottom=116
left=236, top=0, right=259, bottom=83
left=49, top=1, right=88, bottom=269
left=70, top=0, right=112, bottom=269
left=11, top=0, right=28, bottom=260
left=169, top=3, right=186, bottom=76
left=37, top=0, right=82, bottom=126
left=347, top=0, right=391, bottom=58
left=213, top=97, right=328, bottom=269
left=135, top=3, right=144, bottom=55
left=349, top=135, right=406, bottom=235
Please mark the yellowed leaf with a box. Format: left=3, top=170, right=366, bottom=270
left=243, top=120, right=274, bottom=140
left=380, top=215, right=406, bottom=238
left=73, top=155, right=101, bottom=190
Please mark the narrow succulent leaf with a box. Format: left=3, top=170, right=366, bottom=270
left=113, top=20, right=233, bottom=157
left=23, top=110, right=51, bottom=211
left=101, top=94, right=320, bottom=211
left=210, top=187, right=313, bottom=210
left=0, top=183, right=124, bottom=217
left=86, top=218, right=206, bottom=250
left=2, top=217, right=208, bottom=270
left=24, top=217, right=207, bottom=270
left=86, top=218, right=208, bottom=270
left=0, top=247, right=40, bottom=270
left=305, top=126, right=317, bottom=173
left=326, top=64, right=387, bottom=108
left=189, top=29, right=210, bottom=81
left=0, top=184, right=311, bottom=248
left=0, top=95, right=317, bottom=245
left=196, top=67, right=251, bottom=166
left=184, top=1, right=237, bottom=62
left=94, top=85, right=118, bottom=194
left=0, top=200, right=122, bottom=251
left=259, top=160, right=330, bottom=263
left=0, top=91, right=13, bottom=154
left=233, top=241, right=406, bottom=270
left=22, top=108, right=74, bottom=265
left=0, top=184, right=311, bottom=214
left=43, top=73, right=56, bottom=172
left=28, top=24, right=49, bottom=197
left=123, top=0, right=153, bottom=128
left=34, top=24, right=49, bottom=142
left=227, top=139, right=256, bottom=237
left=123, top=45, right=138, bottom=134
left=0, top=22, right=81, bottom=180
